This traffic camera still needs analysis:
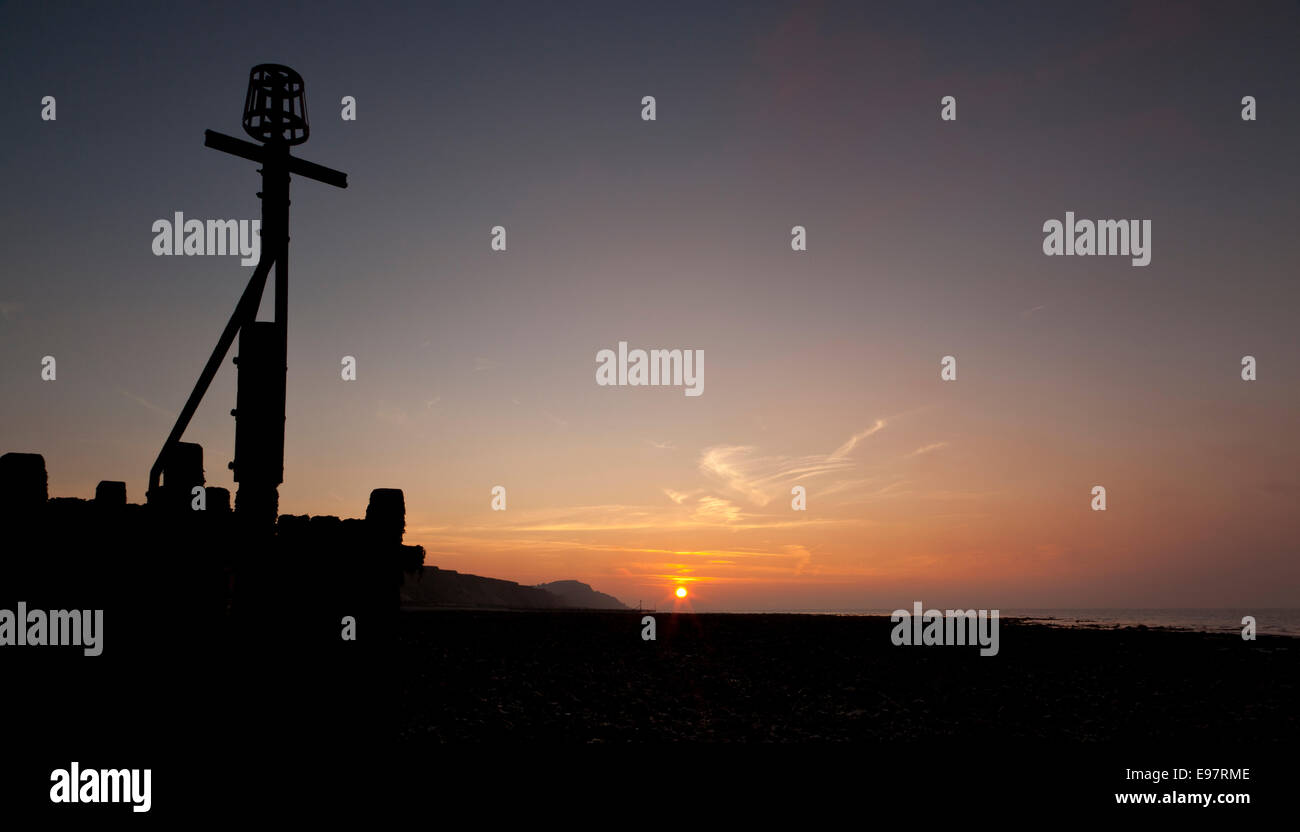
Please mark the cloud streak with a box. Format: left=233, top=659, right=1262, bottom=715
left=831, top=419, right=887, bottom=459
left=907, top=441, right=948, bottom=458
left=699, top=420, right=889, bottom=506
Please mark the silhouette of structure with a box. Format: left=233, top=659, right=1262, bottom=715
left=94, top=480, right=127, bottom=506
left=2, top=68, right=419, bottom=780
left=147, top=64, right=347, bottom=532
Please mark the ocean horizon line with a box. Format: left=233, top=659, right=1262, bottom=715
left=644, top=607, right=1300, bottom=637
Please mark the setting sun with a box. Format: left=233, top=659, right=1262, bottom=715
left=675, top=587, right=687, bottom=598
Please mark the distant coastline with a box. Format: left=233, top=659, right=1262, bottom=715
left=701, top=608, right=1300, bottom=637
left=399, top=568, right=1300, bottom=637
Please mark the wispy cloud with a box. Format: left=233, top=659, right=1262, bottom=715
left=118, top=389, right=172, bottom=418
left=663, top=488, right=697, bottom=505
left=692, top=496, right=742, bottom=524
left=699, top=444, right=853, bottom=506
left=830, top=419, right=887, bottom=459
left=700, top=420, right=888, bottom=506
left=906, top=441, right=949, bottom=458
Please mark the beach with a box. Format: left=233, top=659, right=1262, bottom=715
left=398, top=609, right=1299, bottom=743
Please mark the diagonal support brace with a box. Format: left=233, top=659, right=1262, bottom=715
left=147, top=254, right=276, bottom=500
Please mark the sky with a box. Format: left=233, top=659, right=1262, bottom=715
left=2, top=1, right=1298, bottom=610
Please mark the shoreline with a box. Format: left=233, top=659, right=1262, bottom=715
left=399, top=605, right=1300, bottom=637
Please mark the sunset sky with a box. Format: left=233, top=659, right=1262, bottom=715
left=2, top=1, right=1297, bottom=610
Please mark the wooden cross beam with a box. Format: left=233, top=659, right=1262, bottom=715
left=203, top=130, right=348, bottom=189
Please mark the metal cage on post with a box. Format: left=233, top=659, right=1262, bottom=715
left=242, top=64, right=310, bottom=146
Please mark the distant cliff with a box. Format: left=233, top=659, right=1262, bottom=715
left=400, top=568, right=627, bottom=610
left=535, top=580, right=628, bottom=610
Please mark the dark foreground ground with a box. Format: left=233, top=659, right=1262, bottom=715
left=6, top=607, right=1293, bottom=815
left=398, top=609, right=1299, bottom=743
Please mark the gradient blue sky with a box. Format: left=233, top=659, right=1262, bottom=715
left=2, top=1, right=1298, bottom=609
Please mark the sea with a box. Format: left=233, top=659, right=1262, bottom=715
left=728, top=608, right=1300, bottom=637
